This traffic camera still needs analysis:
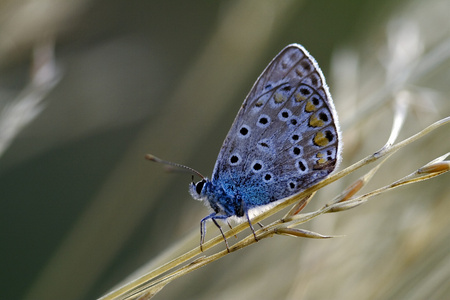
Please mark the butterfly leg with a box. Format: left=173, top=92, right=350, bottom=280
left=245, top=210, right=258, bottom=242
left=212, top=218, right=230, bottom=252
left=200, top=213, right=230, bottom=252
left=200, top=213, right=214, bottom=252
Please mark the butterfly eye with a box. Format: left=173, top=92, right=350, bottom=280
left=195, top=179, right=206, bottom=194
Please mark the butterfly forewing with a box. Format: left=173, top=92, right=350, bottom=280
left=211, top=44, right=341, bottom=208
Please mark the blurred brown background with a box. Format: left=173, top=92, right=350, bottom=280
left=1, top=0, right=449, bottom=299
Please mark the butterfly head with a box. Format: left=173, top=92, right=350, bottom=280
left=189, top=178, right=208, bottom=201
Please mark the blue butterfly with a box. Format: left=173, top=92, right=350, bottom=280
left=148, top=44, right=341, bottom=251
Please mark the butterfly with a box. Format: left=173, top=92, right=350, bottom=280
left=147, top=44, right=341, bottom=251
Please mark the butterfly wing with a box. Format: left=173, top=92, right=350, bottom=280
left=211, top=44, right=341, bottom=208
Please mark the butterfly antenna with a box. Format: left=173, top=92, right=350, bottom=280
left=145, top=154, right=205, bottom=179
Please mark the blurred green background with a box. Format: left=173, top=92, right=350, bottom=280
left=1, top=0, right=449, bottom=299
